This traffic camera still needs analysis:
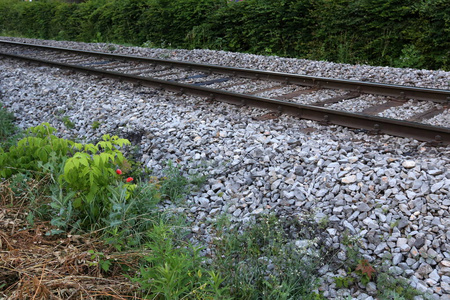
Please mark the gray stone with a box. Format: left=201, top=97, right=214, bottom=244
left=251, top=207, right=264, bottom=215
left=337, top=251, right=347, bottom=260
left=397, top=217, right=410, bottom=229
left=348, top=211, right=360, bottom=222
left=251, top=147, right=264, bottom=158
left=343, top=220, right=356, bottom=234
left=415, top=281, right=428, bottom=293
left=397, top=238, right=411, bottom=252
left=442, top=281, right=450, bottom=293
left=374, top=242, right=387, bottom=254
left=294, top=166, right=305, bottom=176
left=402, top=160, right=416, bottom=169
left=412, top=180, right=423, bottom=190
left=363, top=217, right=379, bottom=229
left=428, top=169, right=444, bottom=176
left=211, top=182, right=224, bottom=191
left=198, top=197, right=210, bottom=208
left=333, top=206, right=344, bottom=215
left=294, top=189, right=306, bottom=201
left=357, top=203, right=371, bottom=212
left=271, top=179, right=281, bottom=190
left=295, top=240, right=309, bottom=248
left=389, top=266, right=403, bottom=276
left=366, top=281, right=377, bottom=294
left=406, top=190, right=417, bottom=200
left=367, top=231, right=381, bottom=245
left=431, top=181, right=445, bottom=193
left=233, top=208, right=242, bottom=217
left=316, top=189, right=328, bottom=197
left=393, top=253, right=403, bottom=265
left=395, top=194, right=408, bottom=201
left=414, top=236, right=426, bottom=248
left=431, top=217, right=442, bottom=226
left=429, top=269, right=440, bottom=282
left=417, top=263, right=433, bottom=276
left=326, top=228, right=337, bottom=236
left=341, top=174, right=357, bottom=184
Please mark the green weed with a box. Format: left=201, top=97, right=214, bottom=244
left=377, top=272, right=425, bottom=299
left=336, top=232, right=426, bottom=299
left=212, top=214, right=324, bottom=299
left=107, top=44, right=117, bottom=52
left=0, top=123, right=76, bottom=179
left=0, top=103, right=21, bottom=151
left=132, top=221, right=228, bottom=299
left=91, top=120, right=101, bottom=130
left=334, top=276, right=354, bottom=289
left=0, top=103, right=16, bottom=141
left=101, top=181, right=166, bottom=250
left=61, top=115, right=75, bottom=129
left=159, top=161, right=190, bottom=202
left=87, top=250, right=112, bottom=273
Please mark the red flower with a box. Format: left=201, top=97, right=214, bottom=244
left=116, top=169, right=123, bottom=175
left=126, top=177, right=133, bottom=183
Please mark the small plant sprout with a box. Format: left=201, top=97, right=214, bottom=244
left=91, top=121, right=101, bottom=130
left=355, top=259, right=376, bottom=285
left=61, top=115, right=75, bottom=129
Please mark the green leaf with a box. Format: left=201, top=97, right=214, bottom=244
left=80, top=165, right=91, bottom=178
left=84, top=143, right=98, bottom=154
left=100, top=260, right=112, bottom=272
left=89, top=172, right=96, bottom=188
left=37, top=148, right=48, bottom=162
left=73, top=197, right=83, bottom=208
left=77, top=154, right=91, bottom=167
left=93, top=155, right=103, bottom=168
left=73, top=142, right=84, bottom=151
left=97, top=141, right=113, bottom=151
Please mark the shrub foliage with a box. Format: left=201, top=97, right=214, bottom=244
left=0, top=0, right=448, bottom=70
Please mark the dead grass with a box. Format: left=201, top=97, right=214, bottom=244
left=0, top=180, right=143, bottom=300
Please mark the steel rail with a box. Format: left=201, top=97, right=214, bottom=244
left=1, top=40, right=450, bottom=103
left=0, top=50, right=449, bottom=145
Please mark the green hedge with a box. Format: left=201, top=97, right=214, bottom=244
left=0, top=0, right=448, bottom=70
left=307, top=0, right=450, bottom=70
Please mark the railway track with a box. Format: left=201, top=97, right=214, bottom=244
left=1, top=40, right=449, bottom=145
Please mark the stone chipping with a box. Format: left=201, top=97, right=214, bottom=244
left=0, top=37, right=449, bottom=299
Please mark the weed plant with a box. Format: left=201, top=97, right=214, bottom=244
left=376, top=272, right=423, bottom=300
left=91, top=120, right=101, bottom=129
left=132, top=222, right=229, bottom=299
left=0, top=123, right=76, bottom=179
left=0, top=103, right=16, bottom=138
left=102, top=181, right=172, bottom=250
left=211, top=214, right=324, bottom=299
left=0, top=103, right=21, bottom=151
left=336, top=232, right=427, bottom=300
left=160, top=160, right=191, bottom=202
left=61, top=115, right=75, bottom=129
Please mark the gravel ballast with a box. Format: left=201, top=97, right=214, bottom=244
left=1, top=37, right=450, bottom=299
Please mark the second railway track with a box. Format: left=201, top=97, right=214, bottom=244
left=1, top=40, right=449, bottom=145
